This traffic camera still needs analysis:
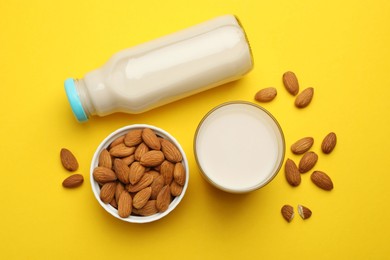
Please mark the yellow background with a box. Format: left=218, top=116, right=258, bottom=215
left=1, top=0, right=389, bottom=259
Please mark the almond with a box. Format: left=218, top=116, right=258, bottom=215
left=122, top=154, right=135, bottom=166
left=134, top=142, right=150, bottom=161
left=142, top=128, right=161, bottom=150
left=133, top=187, right=152, bottom=209
left=124, top=129, right=143, bottom=147
left=298, top=204, right=312, bottom=219
left=173, top=162, right=186, bottom=186
left=254, top=87, right=277, bottom=102
left=161, top=139, right=182, bottom=163
left=132, top=200, right=158, bottom=216
left=109, top=198, right=118, bottom=209
left=100, top=182, right=117, bottom=203
left=113, top=159, right=130, bottom=184
left=156, top=185, right=171, bottom=212
left=126, top=173, right=154, bottom=193
left=298, top=151, right=318, bottom=173
left=281, top=205, right=294, bottom=222
left=321, top=132, right=337, bottom=154
left=115, top=182, right=125, bottom=204
left=109, top=135, right=125, bottom=150
left=147, top=170, right=161, bottom=180
left=62, top=174, right=84, bottom=188
left=160, top=160, right=174, bottom=185
left=60, top=148, right=79, bottom=171
left=283, top=71, right=299, bottom=96
left=284, top=159, right=301, bottom=187
left=109, top=143, right=135, bottom=157
left=118, top=191, right=132, bottom=218
left=150, top=175, right=165, bottom=199
left=93, top=167, right=117, bottom=183
left=295, top=87, right=314, bottom=108
left=291, top=137, right=314, bottom=155
left=170, top=181, right=183, bottom=196
left=140, top=150, right=165, bottom=167
left=311, top=171, right=334, bottom=190
left=129, top=161, right=146, bottom=185
left=98, top=149, right=112, bottom=168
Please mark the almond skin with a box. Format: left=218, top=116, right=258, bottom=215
left=93, top=167, right=117, bottom=183
left=98, top=149, right=112, bottom=168
left=118, top=191, right=132, bottom=218
left=156, top=185, right=171, bottom=212
left=60, top=148, right=79, bottom=171
left=254, top=87, right=277, bottom=102
left=109, top=135, right=125, bottom=150
left=281, top=205, right=295, bottom=222
left=298, top=151, right=318, bottom=173
left=283, top=71, right=299, bottom=96
left=62, top=174, right=84, bottom=188
left=142, top=128, right=161, bottom=150
left=126, top=173, right=154, bottom=193
left=140, top=150, right=165, bottom=167
left=311, top=171, right=334, bottom=190
left=124, top=129, right=143, bottom=147
left=132, top=200, right=158, bottom=216
left=150, top=175, right=165, bottom=199
left=173, top=162, right=186, bottom=186
left=134, top=142, right=149, bottom=161
left=321, top=132, right=337, bottom=154
left=133, top=187, right=152, bottom=209
left=161, top=139, right=182, bottom=163
left=160, top=160, right=174, bottom=185
left=115, top=182, right=125, bottom=204
left=295, top=87, right=314, bottom=108
left=109, top=143, right=135, bottom=157
left=170, top=181, right=183, bottom=196
left=129, top=162, right=146, bottom=185
left=100, top=182, right=117, bottom=203
left=284, top=159, right=301, bottom=187
left=298, top=204, right=312, bottom=219
left=113, top=159, right=130, bottom=184
left=291, top=137, right=314, bottom=155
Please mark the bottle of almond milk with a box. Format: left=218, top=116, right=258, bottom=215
left=64, top=15, right=253, bottom=122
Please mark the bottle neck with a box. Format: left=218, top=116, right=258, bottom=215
left=74, top=78, right=96, bottom=117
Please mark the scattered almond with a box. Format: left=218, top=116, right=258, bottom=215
left=283, top=71, right=299, bottom=96
left=281, top=205, right=294, bottom=222
left=311, top=171, right=334, bottom=190
left=295, top=87, right=314, bottom=108
left=60, top=148, right=79, bottom=171
left=255, top=87, right=277, bottom=102
left=285, top=159, right=301, bottom=187
left=321, top=132, right=337, bottom=154
left=298, top=204, right=312, bottom=219
left=291, top=137, right=314, bottom=155
left=298, top=151, right=318, bottom=173
left=62, top=174, right=84, bottom=188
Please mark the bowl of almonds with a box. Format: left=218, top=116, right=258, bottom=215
left=90, top=124, right=189, bottom=223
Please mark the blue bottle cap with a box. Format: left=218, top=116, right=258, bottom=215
left=64, top=78, right=88, bottom=122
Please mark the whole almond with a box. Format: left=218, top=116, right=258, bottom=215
left=173, top=162, right=186, bottom=186
left=311, top=171, right=334, bottom=190
left=156, top=185, right=171, bottom=212
left=133, top=187, right=152, bottom=209
left=284, top=159, right=301, bottom=187
left=161, top=139, right=182, bottom=163
left=132, top=200, right=158, bottom=216
left=295, top=87, right=314, bottom=108
left=142, top=128, right=161, bottom=150
left=283, top=71, right=299, bottom=96
left=109, top=135, right=125, bottom=150
left=115, top=182, right=125, bottom=204
left=122, top=154, right=135, bottom=166
left=113, top=159, right=130, bottom=184
left=124, top=129, right=143, bottom=147
left=140, top=150, right=165, bottom=167
left=298, top=204, right=312, bottom=219
left=298, top=151, right=318, bottom=173
left=170, top=181, right=183, bottom=196
left=118, top=191, right=132, bottom=218
left=160, top=160, right=174, bottom=185
left=281, top=205, right=295, bottom=222
left=62, top=174, right=84, bottom=188
left=93, top=167, right=117, bottom=183
left=321, top=132, right=337, bottom=154
left=254, top=87, right=277, bottom=102
left=126, top=173, right=154, bottom=193
left=60, top=148, right=79, bottom=171
left=98, top=149, right=112, bottom=168
left=291, top=137, right=314, bottom=155
left=129, top=161, right=146, bottom=185
left=150, top=175, right=165, bottom=199
left=100, top=182, right=117, bottom=203
left=134, top=142, right=149, bottom=161
left=109, top=143, right=136, bottom=157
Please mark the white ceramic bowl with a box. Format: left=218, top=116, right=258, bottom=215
left=90, top=124, right=189, bottom=223
left=194, top=101, right=285, bottom=193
